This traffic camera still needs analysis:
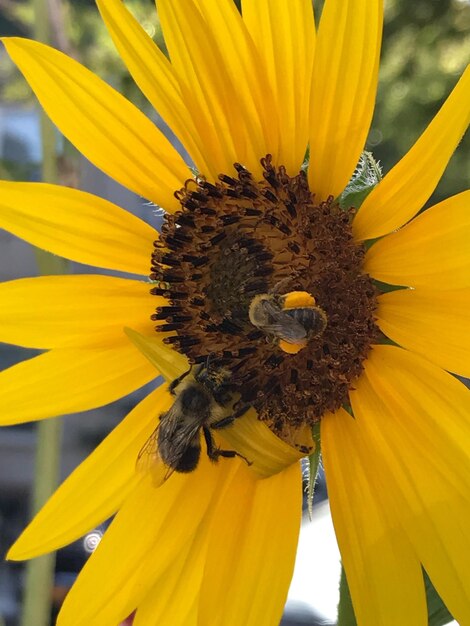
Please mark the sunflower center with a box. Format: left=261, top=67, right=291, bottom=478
left=150, top=156, right=379, bottom=439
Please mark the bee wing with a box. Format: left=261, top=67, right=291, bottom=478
left=137, top=410, right=194, bottom=486
left=136, top=425, right=168, bottom=486
left=260, top=300, right=307, bottom=343
left=137, top=427, right=159, bottom=467
left=158, top=411, right=202, bottom=470
left=139, top=404, right=203, bottom=483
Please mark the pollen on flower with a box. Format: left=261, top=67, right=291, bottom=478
left=150, top=156, right=379, bottom=439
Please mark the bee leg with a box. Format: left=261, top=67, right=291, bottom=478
left=203, top=426, right=220, bottom=461
left=271, top=271, right=303, bottom=295
left=231, top=403, right=250, bottom=419
left=216, top=449, right=253, bottom=467
left=211, top=403, right=250, bottom=430
left=210, top=415, right=235, bottom=430
left=203, top=426, right=252, bottom=467
left=216, top=449, right=252, bottom=466
left=169, top=366, right=192, bottom=394
left=270, top=276, right=292, bottom=295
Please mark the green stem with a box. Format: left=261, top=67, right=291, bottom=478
left=20, top=2, right=66, bottom=625
left=20, top=420, right=63, bottom=626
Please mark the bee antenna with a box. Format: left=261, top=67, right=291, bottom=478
left=204, top=351, right=219, bottom=370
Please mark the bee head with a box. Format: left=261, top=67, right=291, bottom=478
left=194, top=363, right=232, bottom=400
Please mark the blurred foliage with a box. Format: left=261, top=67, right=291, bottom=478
left=371, top=0, right=470, bottom=203
left=0, top=0, right=469, bottom=201
left=0, top=158, right=37, bottom=181
left=0, top=0, right=162, bottom=107
left=67, top=0, right=165, bottom=105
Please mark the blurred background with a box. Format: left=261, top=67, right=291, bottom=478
left=0, top=0, right=469, bottom=624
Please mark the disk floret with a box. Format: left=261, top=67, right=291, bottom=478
left=150, top=156, right=379, bottom=436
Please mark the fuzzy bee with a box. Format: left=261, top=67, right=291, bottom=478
left=138, top=364, right=249, bottom=479
left=248, top=290, right=327, bottom=353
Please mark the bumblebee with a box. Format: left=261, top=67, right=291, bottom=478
left=138, top=364, right=248, bottom=478
left=281, top=291, right=328, bottom=339
left=248, top=290, right=327, bottom=350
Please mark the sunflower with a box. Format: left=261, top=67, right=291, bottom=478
left=1, top=0, right=469, bottom=624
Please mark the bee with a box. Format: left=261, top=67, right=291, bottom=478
left=248, top=290, right=327, bottom=349
left=138, top=364, right=248, bottom=479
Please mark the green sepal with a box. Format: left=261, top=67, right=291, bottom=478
left=301, top=145, right=310, bottom=172
left=337, top=566, right=356, bottom=626
left=336, top=566, right=455, bottom=626
left=338, top=151, right=382, bottom=210
left=424, top=570, right=454, bottom=626
left=372, top=278, right=406, bottom=293
left=306, top=422, right=321, bottom=520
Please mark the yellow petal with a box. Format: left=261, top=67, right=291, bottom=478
left=3, top=37, right=188, bottom=210
left=134, top=464, right=248, bottom=626
left=96, top=0, right=212, bottom=176
left=0, top=345, right=157, bottom=425
left=194, top=0, right=279, bottom=170
left=322, top=408, right=427, bottom=626
left=56, top=455, right=232, bottom=626
left=199, top=462, right=301, bottom=626
left=0, top=275, right=158, bottom=349
left=308, top=0, right=383, bottom=200
left=220, top=408, right=307, bottom=477
left=133, top=524, right=206, bottom=626
left=134, top=559, right=198, bottom=626
left=353, top=344, right=470, bottom=506
left=8, top=386, right=171, bottom=560
left=242, top=0, right=315, bottom=174
left=350, top=345, right=470, bottom=623
left=365, top=191, right=470, bottom=288
left=377, top=287, right=470, bottom=377
left=158, top=0, right=276, bottom=177
left=156, top=0, right=233, bottom=177
left=124, top=328, right=189, bottom=383
left=354, top=64, right=470, bottom=240
left=0, top=182, right=156, bottom=274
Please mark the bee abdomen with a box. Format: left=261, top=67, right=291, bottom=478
left=286, top=307, right=327, bottom=338
left=175, top=445, right=201, bottom=472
